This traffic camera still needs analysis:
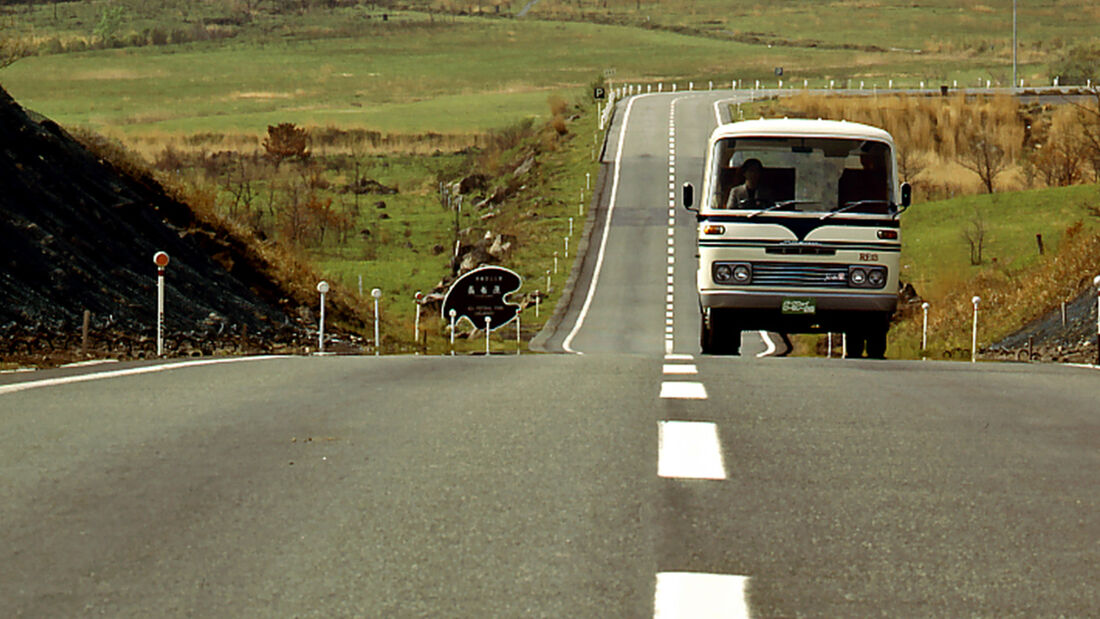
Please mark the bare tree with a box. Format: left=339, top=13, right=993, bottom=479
left=956, top=123, right=1010, bottom=193
left=895, top=145, right=928, bottom=182
left=961, top=207, right=987, bottom=266
left=1071, top=88, right=1100, bottom=182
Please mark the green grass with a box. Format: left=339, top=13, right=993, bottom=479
left=900, top=184, right=1100, bottom=292
left=6, top=8, right=1078, bottom=139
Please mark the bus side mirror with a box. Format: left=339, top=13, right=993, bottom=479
left=683, top=182, right=697, bottom=212
left=900, top=182, right=912, bottom=208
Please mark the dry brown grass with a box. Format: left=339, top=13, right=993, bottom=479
left=915, top=222, right=1100, bottom=357
left=772, top=93, right=1094, bottom=199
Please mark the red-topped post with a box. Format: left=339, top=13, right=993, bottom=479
left=153, top=251, right=169, bottom=357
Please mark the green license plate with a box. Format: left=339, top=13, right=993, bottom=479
left=782, top=297, right=816, bottom=315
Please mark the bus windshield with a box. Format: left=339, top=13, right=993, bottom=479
left=707, top=136, right=896, bottom=215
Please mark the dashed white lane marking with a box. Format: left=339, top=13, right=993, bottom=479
left=655, top=572, right=751, bottom=619
left=659, top=381, right=708, bottom=400
left=657, top=420, right=723, bottom=477
left=665, top=354, right=693, bottom=361
left=665, top=99, right=680, bottom=354
left=0, top=356, right=291, bottom=396
left=662, top=364, right=698, bottom=375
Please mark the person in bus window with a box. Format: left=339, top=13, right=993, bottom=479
left=726, top=158, right=775, bottom=208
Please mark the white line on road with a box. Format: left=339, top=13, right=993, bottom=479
left=562, top=94, right=652, bottom=354
left=0, top=356, right=291, bottom=396
left=755, top=331, right=777, bottom=358
left=655, top=572, right=751, bottom=618
left=657, top=420, right=724, bottom=478
left=662, top=364, right=698, bottom=375
left=665, top=354, right=693, bottom=361
left=659, top=382, right=708, bottom=400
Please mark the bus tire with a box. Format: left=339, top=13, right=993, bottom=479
left=865, top=327, right=888, bottom=359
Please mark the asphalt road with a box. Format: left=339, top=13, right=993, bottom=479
left=2, top=91, right=1098, bottom=617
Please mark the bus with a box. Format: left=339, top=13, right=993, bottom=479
left=683, top=118, right=912, bottom=358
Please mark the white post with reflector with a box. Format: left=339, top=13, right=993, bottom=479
left=1093, top=275, right=1100, bottom=365
left=153, top=251, right=169, bottom=357
left=971, top=296, right=981, bottom=363
left=448, top=308, right=457, bottom=356
left=921, top=302, right=930, bottom=359
left=372, top=288, right=382, bottom=356
left=317, top=280, right=330, bottom=353
left=414, top=291, right=423, bottom=351
left=485, top=316, right=492, bottom=356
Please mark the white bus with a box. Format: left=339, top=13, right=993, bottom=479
left=683, top=118, right=912, bottom=358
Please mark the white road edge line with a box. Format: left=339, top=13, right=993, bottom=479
left=562, top=94, right=657, bottom=354
left=657, top=420, right=724, bottom=478
left=655, top=572, right=751, bottom=619
left=0, top=356, right=292, bottom=396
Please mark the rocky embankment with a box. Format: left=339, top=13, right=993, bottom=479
left=0, top=85, right=343, bottom=366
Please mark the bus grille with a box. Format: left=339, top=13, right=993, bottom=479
left=751, top=262, right=850, bottom=288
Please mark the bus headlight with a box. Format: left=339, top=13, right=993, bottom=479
left=713, top=262, right=751, bottom=285
left=849, top=267, right=867, bottom=286
left=867, top=268, right=886, bottom=288
left=848, top=266, right=887, bottom=288
left=732, top=264, right=752, bottom=283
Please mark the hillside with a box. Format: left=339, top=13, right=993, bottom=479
left=0, top=84, right=359, bottom=364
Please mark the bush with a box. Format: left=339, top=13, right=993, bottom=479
left=1051, top=41, right=1100, bottom=86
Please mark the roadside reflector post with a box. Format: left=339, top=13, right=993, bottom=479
left=535, top=290, right=540, bottom=318
left=516, top=313, right=521, bottom=355
left=971, top=296, right=981, bottom=363
left=921, top=302, right=930, bottom=359
left=372, top=288, right=382, bottom=356
left=827, top=332, right=832, bottom=358
left=553, top=251, right=559, bottom=274
left=546, top=269, right=551, bottom=292
left=449, top=308, right=457, bottom=356
left=414, top=291, right=423, bottom=353
left=485, top=316, right=492, bottom=356
left=564, top=236, right=569, bottom=259
left=316, top=280, right=330, bottom=353
left=153, top=251, right=170, bottom=357
left=82, top=309, right=90, bottom=354
left=1093, top=275, right=1100, bottom=365
left=569, top=217, right=574, bottom=237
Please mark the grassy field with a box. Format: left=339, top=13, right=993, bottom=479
left=2, top=16, right=866, bottom=137
left=888, top=185, right=1100, bottom=359
left=5, top=2, right=1096, bottom=140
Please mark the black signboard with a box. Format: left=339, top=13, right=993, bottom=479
left=442, top=266, right=522, bottom=331
left=593, top=86, right=607, bottom=100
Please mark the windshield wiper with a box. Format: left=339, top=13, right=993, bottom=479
left=819, top=200, right=892, bottom=220
left=745, top=199, right=819, bottom=218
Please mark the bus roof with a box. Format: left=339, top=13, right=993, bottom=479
left=712, top=118, right=894, bottom=143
